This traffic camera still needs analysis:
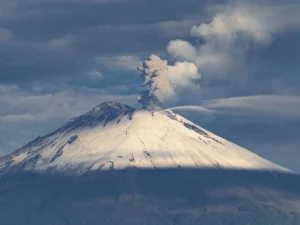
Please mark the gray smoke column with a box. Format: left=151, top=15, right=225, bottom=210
left=137, top=55, right=199, bottom=110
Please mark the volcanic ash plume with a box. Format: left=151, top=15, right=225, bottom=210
left=137, top=55, right=199, bottom=110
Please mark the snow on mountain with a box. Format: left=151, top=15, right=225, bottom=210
left=0, top=101, right=290, bottom=174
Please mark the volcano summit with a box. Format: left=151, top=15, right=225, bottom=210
left=0, top=102, right=299, bottom=225
left=0, top=101, right=289, bottom=174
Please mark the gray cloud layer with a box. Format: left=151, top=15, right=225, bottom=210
left=0, top=0, right=209, bottom=83
left=0, top=0, right=300, bottom=171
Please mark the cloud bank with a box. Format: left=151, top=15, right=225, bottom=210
left=136, top=2, right=300, bottom=109
left=167, top=3, right=300, bottom=79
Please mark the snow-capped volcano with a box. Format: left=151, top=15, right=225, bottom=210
left=0, top=101, right=289, bottom=174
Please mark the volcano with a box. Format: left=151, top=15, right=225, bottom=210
left=0, top=101, right=290, bottom=173
left=0, top=102, right=299, bottom=225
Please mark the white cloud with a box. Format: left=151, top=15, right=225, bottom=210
left=88, top=70, right=103, bottom=79
left=191, top=3, right=300, bottom=44
left=191, top=5, right=271, bottom=44
left=170, top=105, right=212, bottom=113
left=95, top=55, right=141, bottom=71
left=168, top=61, right=199, bottom=88
left=167, top=40, right=197, bottom=62
left=202, top=95, right=300, bottom=118
left=171, top=95, right=300, bottom=118
left=167, top=3, right=300, bottom=80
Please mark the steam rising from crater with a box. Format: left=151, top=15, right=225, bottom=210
left=137, top=55, right=199, bottom=110
left=136, top=3, right=299, bottom=110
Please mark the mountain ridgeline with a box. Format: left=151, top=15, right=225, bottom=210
left=0, top=101, right=299, bottom=225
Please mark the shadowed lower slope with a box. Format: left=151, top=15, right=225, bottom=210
left=0, top=168, right=300, bottom=225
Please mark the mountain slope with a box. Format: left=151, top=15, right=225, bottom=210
left=0, top=102, right=299, bottom=225
left=0, top=101, right=289, bottom=174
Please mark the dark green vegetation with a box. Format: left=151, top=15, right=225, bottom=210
left=0, top=168, right=299, bottom=225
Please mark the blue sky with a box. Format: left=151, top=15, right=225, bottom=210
left=0, top=0, right=300, bottom=171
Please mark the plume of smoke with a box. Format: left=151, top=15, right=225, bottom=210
left=137, top=3, right=300, bottom=109
left=137, top=55, right=199, bottom=110
left=167, top=3, right=300, bottom=79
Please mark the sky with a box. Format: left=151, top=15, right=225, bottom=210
left=0, top=0, right=300, bottom=171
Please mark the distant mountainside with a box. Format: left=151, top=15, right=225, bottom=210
left=0, top=101, right=299, bottom=225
